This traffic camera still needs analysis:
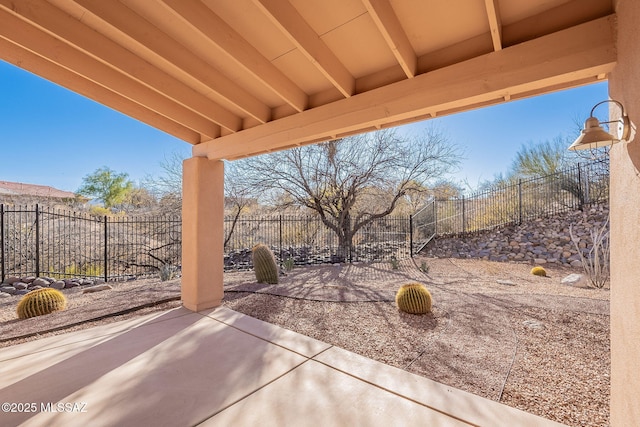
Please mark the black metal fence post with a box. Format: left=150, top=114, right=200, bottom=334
left=461, top=196, right=466, bottom=234
left=0, top=204, right=4, bottom=282
left=35, top=204, right=40, bottom=277
left=518, top=179, right=523, bottom=225
left=279, top=215, right=283, bottom=262
left=584, top=163, right=590, bottom=205
left=104, top=215, right=108, bottom=282
left=433, top=200, right=437, bottom=236
left=409, top=214, right=414, bottom=257
left=577, top=162, right=584, bottom=207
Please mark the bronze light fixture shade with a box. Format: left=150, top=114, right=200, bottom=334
left=569, top=100, right=632, bottom=151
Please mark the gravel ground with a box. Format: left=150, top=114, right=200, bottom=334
left=223, top=258, right=610, bottom=427
left=0, top=258, right=610, bottom=426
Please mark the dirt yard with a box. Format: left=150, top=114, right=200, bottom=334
left=0, top=258, right=610, bottom=427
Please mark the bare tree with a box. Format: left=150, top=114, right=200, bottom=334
left=236, top=128, right=460, bottom=260
left=143, top=151, right=258, bottom=245
left=143, top=152, right=185, bottom=215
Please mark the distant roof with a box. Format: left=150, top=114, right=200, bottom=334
left=0, top=181, right=76, bottom=199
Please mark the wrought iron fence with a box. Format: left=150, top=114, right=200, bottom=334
left=0, top=205, right=411, bottom=281
left=410, top=161, right=609, bottom=248
left=0, top=205, right=182, bottom=282
left=0, top=161, right=608, bottom=281
left=223, top=215, right=411, bottom=269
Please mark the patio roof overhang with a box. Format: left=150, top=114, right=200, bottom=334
left=5, top=1, right=640, bottom=423
left=0, top=0, right=616, bottom=160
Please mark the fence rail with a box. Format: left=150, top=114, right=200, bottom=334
left=410, top=161, right=609, bottom=248
left=0, top=204, right=182, bottom=282
left=0, top=205, right=410, bottom=281
left=0, top=162, right=609, bottom=281
left=224, top=215, right=410, bottom=269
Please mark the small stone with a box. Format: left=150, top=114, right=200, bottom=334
left=65, top=281, right=80, bottom=289
left=534, top=258, right=547, bottom=264
left=570, top=260, right=583, bottom=268
left=561, top=273, right=586, bottom=286
left=0, top=292, right=10, bottom=298
left=30, top=285, right=43, bottom=290
left=32, top=278, right=49, bottom=287
left=15, top=289, right=29, bottom=295
left=82, top=284, right=113, bottom=294
left=2, top=276, right=21, bottom=285
left=562, top=251, right=572, bottom=258
left=50, top=281, right=66, bottom=290
left=0, top=286, right=17, bottom=295
left=21, top=276, right=36, bottom=284
left=523, top=320, right=545, bottom=330
left=497, top=280, right=516, bottom=286
left=13, top=282, right=28, bottom=290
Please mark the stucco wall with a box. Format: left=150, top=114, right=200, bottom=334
left=609, top=0, right=640, bottom=423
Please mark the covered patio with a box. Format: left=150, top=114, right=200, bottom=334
left=1, top=306, right=562, bottom=426
left=0, top=0, right=638, bottom=424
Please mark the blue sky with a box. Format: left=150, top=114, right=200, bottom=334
left=0, top=59, right=608, bottom=192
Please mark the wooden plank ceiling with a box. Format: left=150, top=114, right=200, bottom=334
left=0, top=0, right=616, bottom=160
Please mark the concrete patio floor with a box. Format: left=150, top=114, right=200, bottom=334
left=0, top=307, right=565, bottom=426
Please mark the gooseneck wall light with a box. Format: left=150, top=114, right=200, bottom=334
left=569, top=100, right=633, bottom=151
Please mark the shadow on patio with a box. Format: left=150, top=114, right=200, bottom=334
left=0, top=305, right=564, bottom=426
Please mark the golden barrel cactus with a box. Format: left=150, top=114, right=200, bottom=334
left=396, top=283, right=432, bottom=315
left=17, top=288, right=67, bottom=319
left=531, top=266, right=547, bottom=277
left=252, top=243, right=279, bottom=284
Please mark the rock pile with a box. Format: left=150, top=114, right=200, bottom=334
left=424, top=204, right=609, bottom=267
left=0, top=276, right=105, bottom=298
left=224, top=242, right=409, bottom=270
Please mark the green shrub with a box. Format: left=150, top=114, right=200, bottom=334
left=419, top=261, right=430, bottom=274
left=531, top=266, right=547, bottom=277
left=390, top=255, right=400, bottom=270
left=89, top=206, right=111, bottom=217
left=17, top=288, right=67, bottom=319
left=65, top=263, right=103, bottom=278
left=396, top=283, right=432, bottom=315
left=159, top=264, right=175, bottom=281
left=282, top=257, right=295, bottom=273
left=252, top=243, right=279, bottom=284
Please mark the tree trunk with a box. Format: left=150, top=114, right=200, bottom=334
left=336, top=213, right=353, bottom=262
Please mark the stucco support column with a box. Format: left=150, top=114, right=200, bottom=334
left=610, top=0, right=640, bottom=423
left=181, top=156, right=224, bottom=312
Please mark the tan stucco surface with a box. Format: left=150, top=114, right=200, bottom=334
left=181, top=157, right=224, bottom=311
left=610, top=0, right=640, bottom=423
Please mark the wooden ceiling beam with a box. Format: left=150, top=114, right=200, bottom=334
left=484, top=0, right=503, bottom=51
left=0, top=0, right=239, bottom=133
left=362, top=0, right=417, bottom=78
left=0, top=38, right=201, bottom=144
left=253, top=0, right=355, bottom=97
left=502, top=0, right=612, bottom=48
left=161, top=0, right=308, bottom=112
left=0, top=5, right=221, bottom=139
left=193, top=16, right=616, bottom=160
left=74, top=0, right=271, bottom=124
